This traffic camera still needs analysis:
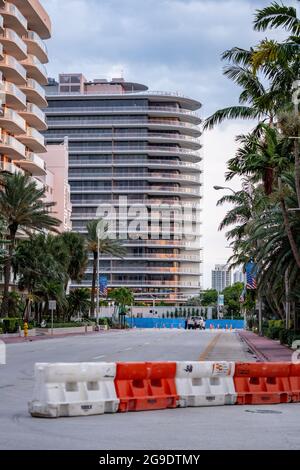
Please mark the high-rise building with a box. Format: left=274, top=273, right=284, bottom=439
left=43, top=140, right=72, bottom=233
left=44, top=74, right=202, bottom=303
left=233, top=270, right=245, bottom=284
left=212, top=264, right=231, bottom=292
left=0, top=0, right=51, bottom=181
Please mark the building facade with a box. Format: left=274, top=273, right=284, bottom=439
left=233, top=270, right=245, bottom=284
left=212, top=264, right=231, bottom=292
left=43, top=141, right=72, bottom=233
left=0, top=0, right=50, bottom=181
left=44, top=74, right=202, bottom=303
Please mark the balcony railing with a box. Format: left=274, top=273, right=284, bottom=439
left=69, top=172, right=201, bottom=182
left=0, top=3, right=28, bottom=35
left=46, top=105, right=201, bottom=119
left=21, top=78, right=47, bottom=107
left=0, top=54, right=27, bottom=84
left=70, top=186, right=201, bottom=195
left=0, top=106, right=26, bottom=133
left=0, top=161, right=25, bottom=175
left=0, top=134, right=26, bottom=159
left=0, top=28, right=27, bottom=59
left=24, top=31, right=48, bottom=63
left=67, top=145, right=201, bottom=156
left=3, top=81, right=27, bottom=109
left=47, top=118, right=201, bottom=133
left=21, top=54, right=48, bottom=84
left=47, top=132, right=201, bottom=145
left=19, top=102, right=47, bottom=130
left=69, top=158, right=202, bottom=170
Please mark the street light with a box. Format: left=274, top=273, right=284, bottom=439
left=213, top=185, right=236, bottom=195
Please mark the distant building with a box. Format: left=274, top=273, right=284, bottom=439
left=212, top=264, right=231, bottom=292
left=42, top=140, right=72, bottom=232
left=233, top=270, right=245, bottom=284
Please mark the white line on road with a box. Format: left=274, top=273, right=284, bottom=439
left=93, top=355, right=106, bottom=359
left=123, top=347, right=132, bottom=351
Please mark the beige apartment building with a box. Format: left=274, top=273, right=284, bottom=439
left=0, top=0, right=50, bottom=175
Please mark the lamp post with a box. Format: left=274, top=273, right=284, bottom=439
left=213, top=185, right=236, bottom=195
left=96, top=233, right=100, bottom=324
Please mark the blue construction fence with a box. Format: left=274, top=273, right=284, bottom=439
left=125, top=318, right=245, bottom=329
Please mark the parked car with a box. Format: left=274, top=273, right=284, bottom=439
left=193, top=316, right=206, bottom=330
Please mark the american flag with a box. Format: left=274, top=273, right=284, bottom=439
left=245, top=260, right=257, bottom=290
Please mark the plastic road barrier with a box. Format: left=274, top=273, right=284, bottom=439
left=176, top=361, right=236, bottom=407
left=115, top=362, right=178, bottom=412
left=290, top=363, right=300, bottom=402
left=234, top=363, right=292, bottom=405
left=29, top=362, right=119, bottom=418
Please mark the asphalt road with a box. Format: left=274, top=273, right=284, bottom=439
left=0, top=329, right=299, bottom=450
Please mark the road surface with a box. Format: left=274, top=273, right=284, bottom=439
left=0, top=329, right=299, bottom=450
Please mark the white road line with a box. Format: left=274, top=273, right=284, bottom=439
left=93, top=354, right=106, bottom=359
left=123, top=347, right=132, bottom=351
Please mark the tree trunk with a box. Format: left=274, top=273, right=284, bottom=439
left=278, top=178, right=300, bottom=269
left=90, top=251, right=97, bottom=317
left=294, top=137, right=300, bottom=209
left=0, top=228, right=16, bottom=317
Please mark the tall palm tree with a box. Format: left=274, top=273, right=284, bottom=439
left=60, top=231, right=88, bottom=288
left=66, top=288, right=90, bottom=321
left=109, top=287, right=134, bottom=327
left=86, top=219, right=126, bottom=317
left=0, top=173, right=60, bottom=316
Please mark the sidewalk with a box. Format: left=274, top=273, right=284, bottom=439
left=0, top=330, right=116, bottom=344
left=238, top=330, right=293, bottom=362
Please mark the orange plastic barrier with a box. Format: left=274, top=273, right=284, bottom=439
left=290, top=363, right=300, bottom=402
left=234, top=363, right=292, bottom=405
left=115, top=362, right=178, bottom=412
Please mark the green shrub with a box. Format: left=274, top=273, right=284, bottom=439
left=266, top=326, right=282, bottom=340
left=2, top=317, right=20, bottom=333
left=279, top=329, right=300, bottom=347
left=268, top=319, right=284, bottom=329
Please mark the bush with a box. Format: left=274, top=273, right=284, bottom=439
left=1, top=317, right=20, bottom=333
left=266, top=326, right=282, bottom=340
left=279, top=329, right=300, bottom=347
left=45, top=321, right=93, bottom=328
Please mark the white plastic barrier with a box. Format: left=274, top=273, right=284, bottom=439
left=176, top=361, right=237, bottom=407
left=29, top=362, right=119, bottom=418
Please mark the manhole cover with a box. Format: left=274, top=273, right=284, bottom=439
left=245, top=409, right=282, bottom=414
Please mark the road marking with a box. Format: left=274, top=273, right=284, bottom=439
left=144, top=342, right=150, bottom=345
left=123, top=347, right=132, bottom=351
left=198, top=333, right=222, bottom=361
left=93, top=354, right=106, bottom=359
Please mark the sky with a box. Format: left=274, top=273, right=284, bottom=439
left=42, top=0, right=298, bottom=288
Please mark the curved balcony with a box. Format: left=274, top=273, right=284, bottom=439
left=71, top=199, right=202, bottom=208
left=70, top=185, right=201, bottom=197
left=11, top=0, right=51, bottom=40
left=69, top=158, right=202, bottom=171
left=0, top=54, right=27, bottom=85
left=46, top=104, right=201, bottom=124
left=23, top=31, right=48, bottom=64
left=21, top=54, right=47, bottom=85
left=47, top=132, right=201, bottom=150
left=107, top=280, right=201, bottom=288
left=20, top=77, right=47, bottom=107
left=0, top=134, right=26, bottom=160
left=17, top=151, right=46, bottom=175
left=47, top=117, right=201, bottom=136
left=98, top=253, right=202, bottom=262
left=85, top=266, right=201, bottom=275
left=2, top=81, right=27, bottom=110
left=0, top=161, right=25, bottom=175
left=69, top=172, right=201, bottom=184
left=0, top=28, right=27, bottom=60
left=19, top=102, right=47, bottom=130
left=68, top=145, right=201, bottom=162
left=0, top=14, right=3, bottom=33
left=16, top=126, right=46, bottom=153
left=0, top=3, right=28, bottom=36
left=0, top=107, right=26, bottom=134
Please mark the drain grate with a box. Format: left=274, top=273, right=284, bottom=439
left=245, top=409, right=282, bottom=414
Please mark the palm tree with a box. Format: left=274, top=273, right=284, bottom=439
left=66, top=288, right=90, bottom=321
left=109, top=287, right=134, bottom=327
left=86, top=219, right=126, bottom=317
left=0, top=173, right=61, bottom=316
left=60, top=231, right=88, bottom=289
